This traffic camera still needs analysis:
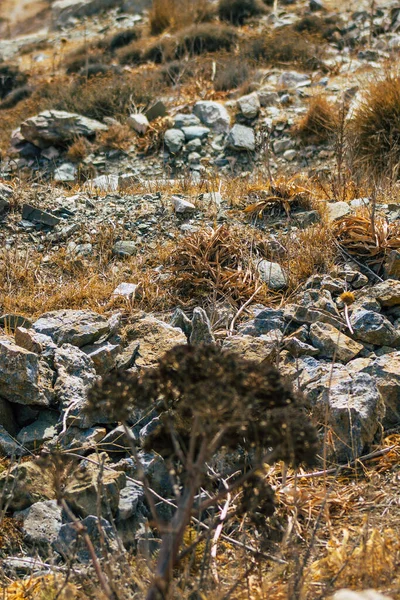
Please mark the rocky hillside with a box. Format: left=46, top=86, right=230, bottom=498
left=1, top=1, right=400, bottom=599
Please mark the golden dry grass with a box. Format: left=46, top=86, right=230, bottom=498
left=293, top=95, right=339, bottom=145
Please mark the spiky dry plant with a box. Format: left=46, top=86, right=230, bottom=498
left=244, top=176, right=313, bottom=219
left=293, top=95, right=339, bottom=144
left=135, top=116, right=172, bottom=155
left=86, top=344, right=318, bottom=600
left=332, top=211, right=400, bottom=265
left=165, top=224, right=269, bottom=306
left=349, top=73, right=400, bottom=178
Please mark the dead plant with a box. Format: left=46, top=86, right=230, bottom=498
left=244, top=175, right=313, bottom=218
left=293, top=95, right=339, bottom=145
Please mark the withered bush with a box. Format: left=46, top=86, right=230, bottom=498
left=165, top=225, right=269, bottom=306
left=97, top=27, right=141, bottom=53
left=87, top=344, right=317, bottom=598
left=149, top=0, right=215, bottom=36
left=64, top=48, right=107, bottom=74
left=333, top=211, right=400, bottom=266
left=349, top=74, right=400, bottom=177
left=0, top=85, right=33, bottom=110
left=246, top=29, right=324, bottom=70
left=97, top=123, right=133, bottom=150
left=175, top=23, right=238, bottom=57
left=66, top=136, right=92, bottom=162
left=244, top=175, right=314, bottom=218
left=294, top=14, right=342, bottom=41
left=214, top=58, right=251, bottom=91
left=293, top=95, right=339, bottom=144
left=218, top=0, right=266, bottom=25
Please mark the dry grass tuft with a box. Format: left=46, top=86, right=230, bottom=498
left=218, top=0, right=266, bottom=26
left=66, top=136, right=92, bottom=162
left=214, top=57, right=252, bottom=91
left=349, top=74, right=400, bottom=178
left=165, top=224, right=271, bottom=306
left=149, top=0, right=214, bottom=35
left=293, top=95, right=339, bottom=144
left=135, top=116, right=172, bottom=155
left=97, top=123, right=133, bottom=151
left=246, top=29, right=324, bottom=70
left=244, top=175, right=314, bottom=218
left=333, top=210, right=400, bottom=265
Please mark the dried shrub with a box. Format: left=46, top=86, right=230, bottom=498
left=97, top=123, right=133, bottom=150
left=214, top=58, right=251, bottom=91
left=218, top=0, right=266, bottom=26
left=293, top=95, right=339, bottom=144
left=160, top=59, right=195, bottom=86
left=63, top=48, right=107, bottom=74
left=149, top=0, right=215, bottom=35
left=117, top=39, right=145, bottom=65
left=175, top=23, right=238, bottom=57
left=66, top=136, right=92, bottom=162
left=333, top=211, right=400, bottom=266
left=244, top=175, right=313, bottom=218
left=246, top=29, right=324, bottom=70
left=349, top=74, right=400, bottom=177
left=165, top=224, right=269, bottom=306
left=294, top=14, right=342, bottom=41
left=97, top=27, right=141, bottom=53
left=135, top=116, right=171, bottom=155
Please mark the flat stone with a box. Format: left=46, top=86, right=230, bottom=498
left=226, top=124, right=255, bottom=152
left=0, top=336, right=54, bottom=406
left=54, top=162, right=77, bottom=182
left=361, top=352, right=400, bottom=427
left=20, top=110, right=107, bottom=149
left=55, top=515, right=119, bottom=562
left=193, top=101, right=231, bottom=133
left=33, top=310, right=110, bottom=347
left=326, top=201, right=351, bottom=222
left=65, top=452, right=126, bottom=517
left=124, top=316, right=186, bottom=368
left=17, top=410, right=59, bottom=450
left=145, top=100, right=167, bottom=122
left=172, top=196, right=196, bottom=213
left=257, top=260, right=287, bottom=290
left=173, top=113, right=201, bottom=128
left=22, top=204, right=60, bottom=227
left=181, top=125, right=209, bottom=140
left=222, top=332, right=282, bottom=362
left=112, top=282, right=138, bottom=299
left=279, top=71, right=311, bottom=88
left=15, top=500, right=62, bottom=546
left=113, top=240, right=137, bottom=257
left=309, top=322, right=363, bottom=362
left=351, top=310, right=400, bottom=347
left=81, top=340, right=121, bottom=374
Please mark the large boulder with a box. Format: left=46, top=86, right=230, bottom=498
left=20, top=110, right=107, bottom=149
left=124, top=316, right=186, bottom=368
left=0, top=337, right=54, bottom=406
left=15, top=500, right=62, bottom=546
left=351, top=310, right=400, bottom=347
left=361, top=352, right=400, bottom=427
left=193, top=101, right=231, bottom=133
left=309, top=322, right=363, bottom=362
left=226, top=124, right=255, bottom=152
left=32, top=310, right=110, bottom=348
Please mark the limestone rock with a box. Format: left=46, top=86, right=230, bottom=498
left=15, top=500, right=62, bottom=546
left=20, top=110, right=107, bottom=148
left=0, top=336, right=54, bottom=406
left=237, top=93, right=260, bottom=119
left=309, top=322, right=363, bottom=362
left=164, top=128, right=185, bottom=153
left=124, top=316, right=186, bottom=368
left=55, top=516, right=119, bottom=562
left=54, top=344, right=97, bottom=421
left=226, top=124, right=255, bottom=152
left=222, top=332, right=282, bottom=362
left=326, top=201, right=351, bottom=222
left=193, top=101, right=231, bottom=133
left=190, top=307, right=215, bottom=344
left=17, top=410, right=59, bottom=450
left=33, top=310, right=110, bottom=348
left=367, top=280, right=400, bottom=307
left=0, top=396, right=17, bottom=435
left=81, top=340, right=121, bottom=374
left=361, top=352, right=400, bottom=427
left=351, top=310, right=400, bottom=347
left=64, top=452, right=126, bottom=517
left=0, top=461, right=55, bottom=510
left=257, top=260, right=287, bottom=290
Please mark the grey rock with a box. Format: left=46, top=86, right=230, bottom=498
left=239, top=309, right=285, bottom=336
left=326, top=201, right=351, bottom=222
left=181, top=126, right=209, bottom=140
left=284, top=337, right=320, bottom=357
left=88, top=174, right=119, bottom=192
left=172, top=196, right=196, bottom=213
left=283, top=304, right=346, bottom=330
left=190, top=307, right=215, bottom=344
left=17, top=410, right=59, bottom=450
left=118, top=481, right=145, bottom=520
left=113, top=240, right=136, bottom=257
left=310, top=0, right=324, bottom=10
left=333, top=590, right=394, bottom=600
left=22, top=204, right=60, bottom=227
left=193, top=101, right=231, bottom=133
left=309, top=322, right=363, bottom=362
left=65, top=452, right=126, bottom=517
left=257, top=260, right=287, bottom=290
left=54, top=162, right=77, bottom=182
left=54, top=344, right=97, bottom=424
left=20, top=110, right=107, bottom=148
left=351, top=310, right=400, bottom=347
left=273, top=139, right=294, bottom=154
left=136, top=451, right=172, bottom=497
left=223, top=332, right=282, bottom=362
left=237, top=93, right=260, bottom=119
left=170, top=307, right=192, bottom=338
left=0, top=336, right=54, bottom=406
left=0, top=460, right=55, bottom=510
left=51, top=425, right=106, bottom=451
left=361, top=352, right=400, bottom=427
left=279, top=71, right=311, bottom=88
left=15, top=500, right=62, bottom=546
left=312, top=372, right=384, bottom=461
left=367, top=280, right=400, bottom=307
left=0, top=396, right=17, bottom=435
left=124, top=316, right=186, bottom=368
left=257, top=90, right=280, bottom=107
left=128, top=113, right=149, bottom=134
left=145, top=100, right=167, bottom=122
left=15, top=327, right=57, bottom=365
left=82, top=340, right=121, bottom=374
left=55, top=516, right=119, bottom=562
left=226, top=124, right=255, bottom=152
left=174, top=113, right=201, bottom=128
left=284, top=149, right=297, bottom=161
left=99, top=425, right=136, bottom=454
left=112, top=282, right=138, bottom=299
left=33, top=309, right=110, bottom=347
left=0, top=426, right=23, bottom=458
left=164, top=128, right=185, bottom=154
